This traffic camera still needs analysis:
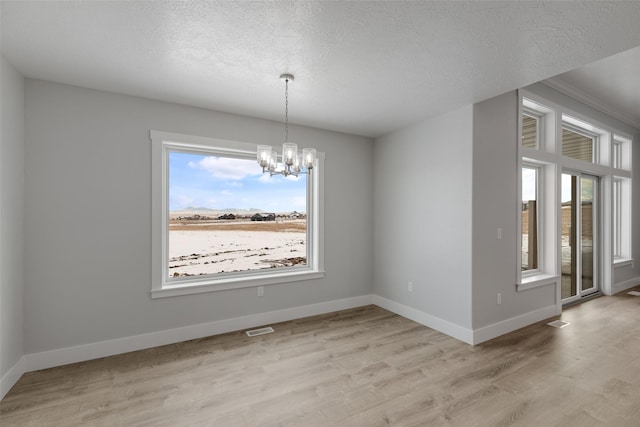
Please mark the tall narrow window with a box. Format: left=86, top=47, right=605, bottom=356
left=522, top=166, right=539, bottom=271
left=613, top=179, right=622, bottom=259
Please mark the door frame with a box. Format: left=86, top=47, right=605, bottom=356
left=560, top=170, right=601, bottom=305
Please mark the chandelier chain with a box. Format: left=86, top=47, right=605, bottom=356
left=284, top=78, right=289, bottom=142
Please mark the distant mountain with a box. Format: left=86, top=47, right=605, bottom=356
left=171, top=207, right=265, bottom=214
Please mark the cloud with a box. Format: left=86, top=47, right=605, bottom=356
left=220, top=190, right=233, bottom=196
left=190, top=156, right=261, bottom=180
left=259, top=174, right=277, bottom=184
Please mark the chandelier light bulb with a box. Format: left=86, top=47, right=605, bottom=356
left=283, top=142, right=297, bottom=166
left=257, top=145, right=272, bottom=168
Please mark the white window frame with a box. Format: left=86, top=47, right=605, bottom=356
left=561, top=121, right=599, bottom=164
left=612, top=176, right=632, bottom=265
left=518, top=94, right=558, bottom=290
left=150, top=130, right=325, bottom=298
left=518, top=89, right=633, bottom=295
left=521, top=163, right=542, bottom=276
left=613, top=178, right=622, bottom=259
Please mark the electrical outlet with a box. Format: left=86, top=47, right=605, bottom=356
left=257, top=286, right=264, bottom=297
left=408, top=281, right=414, bottom=292
left=497, top=227, right=503, bottom=240
left=497, top=293, right=502, bottom=305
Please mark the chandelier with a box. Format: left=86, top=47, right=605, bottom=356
left=257, top=74, right=316, bottom=177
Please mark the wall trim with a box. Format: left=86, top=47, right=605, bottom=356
left=372, top=295, right=474, bottom=344
left=612, top=276, right=640, bottom=295
left=1, top=356, right=26, bottom=401
left=471, top=304, right=558, bottom=345
left=23, top=295, right=373, bottom=373
left=542, top=79, right=640, bottom=129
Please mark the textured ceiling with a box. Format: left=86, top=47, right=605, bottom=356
left=2, top=1, right=640, bottom=137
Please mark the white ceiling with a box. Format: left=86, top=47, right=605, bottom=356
left=545, top=45, right=640, bottom=129
left=2, top=1, right=640, bottom=137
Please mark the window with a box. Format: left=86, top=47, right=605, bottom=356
left=613, top=140, right=622, bottom=169
left=562, top=125, right=595, bottom=162
left=519, top=89, right=633, bottom=294
left=522, top=113, right=539, bottom=149
left=613, top=179, right=622, bottom=259
left=151, top=131, right=324, bottom=298
left=521, top=166, right=540, bottom=272
left=612, top=134, right=632, bottom=263
left=168, top=152, right=308, bottom=277
left=613, top=177, right=632, bottom=262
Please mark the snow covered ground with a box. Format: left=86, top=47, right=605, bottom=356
left=169, top=229, right=306, bottom=277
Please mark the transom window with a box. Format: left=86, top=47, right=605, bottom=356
left=522, top=113, right=539, bottom=149
left=562, top=126, right=595, bottom=162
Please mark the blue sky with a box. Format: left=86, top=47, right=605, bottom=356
left=169, top=152, right=307, bottom=213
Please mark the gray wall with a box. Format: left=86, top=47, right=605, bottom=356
left=373, top=106, right=473, bottom=329
left=23, top=79, right=374, bottom=354
left=525, top=83, right=640, bottom=287
left=0, top=56, right=24, bottom=378
left=471, top=91, right=555, bottom=329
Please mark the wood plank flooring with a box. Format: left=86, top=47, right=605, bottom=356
left=2, top=286, right=640, bottom=426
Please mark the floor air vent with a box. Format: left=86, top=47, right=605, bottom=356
left=627, top=291, right=640, bottom=296
left=246, top=326, right=275, bottom=337
left=547, top=320, right=570, bottom=328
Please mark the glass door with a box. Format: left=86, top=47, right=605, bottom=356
left=561, top=173, right=598, bottom=302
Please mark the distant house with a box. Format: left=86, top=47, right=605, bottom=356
left=288, top=211, right=303, bottom=218
left=218, top=214, right=236, bottom=220
left=251, top=213, right=276, bottom=221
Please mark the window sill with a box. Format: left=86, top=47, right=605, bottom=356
left=517, top=273, right=558, bottom=292
left=152, top=269, right=325, bottom=299
left=613, top=258, right=633, bottom=268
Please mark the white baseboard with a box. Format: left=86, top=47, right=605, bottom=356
left=24, top=295, right=373, bottom=373
left=471, top=304, right=558, bottom=345
left=612, top=276, right=640, bottom=295
left=4, top=292, right=581, bottom=392
left=372, top=295, right=559, bottom=346
left=1, top=356, right=26, bottom=401
left=372, top=295, right=474, bottom=344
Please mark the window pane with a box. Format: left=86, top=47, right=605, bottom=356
left=522, top=114, right=538, bottom=149
left=613, top=141, right=622, bottom=169
left=168, top=151, right=307, bottom=280
left=581, top=176, right=595, bottom=291
left=562, top=128, right=593, bottom=162
left=561, top=174, right=576, bottom=299
left=522, top=167, right=538, bottom=271
left=613, top=180, right=622, bottom=258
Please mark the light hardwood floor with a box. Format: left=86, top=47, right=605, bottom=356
left=2, top=286, right=640, bottom=426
